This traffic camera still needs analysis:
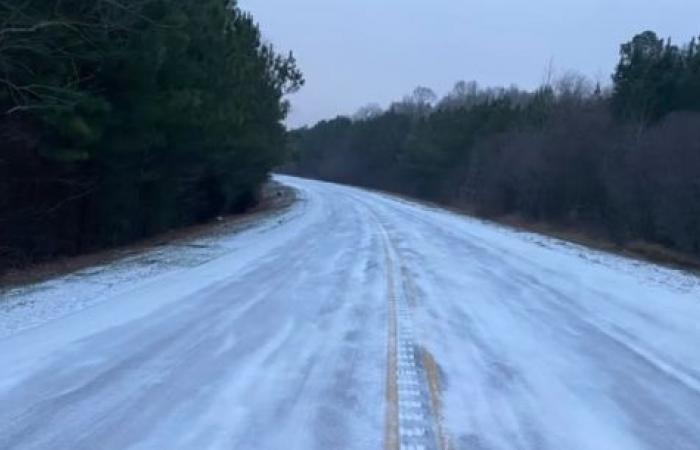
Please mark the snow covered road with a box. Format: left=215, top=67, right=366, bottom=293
left=2, top=176, right=700, bottom=450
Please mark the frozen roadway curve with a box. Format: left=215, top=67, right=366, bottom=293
left=2, top=176, right=700, bottom=450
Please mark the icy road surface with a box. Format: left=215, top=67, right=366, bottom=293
left=2, top=176, right=700, bottom=450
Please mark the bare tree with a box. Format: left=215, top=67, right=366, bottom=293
left=353, top=103, right=383, bottom=121
left=390, top=86, right=437, bottom=117
left=555, top=71, right=593, bottom=103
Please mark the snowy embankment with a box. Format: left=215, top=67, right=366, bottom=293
left=0, top=198, right=296, bottom=340
left=1, top=175, right=699, bottom=450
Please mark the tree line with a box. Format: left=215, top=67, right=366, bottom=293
left=288, top=31, right=700, bottom=259
left=0, top=0, right=302, bottom=272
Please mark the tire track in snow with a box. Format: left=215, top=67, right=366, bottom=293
left=378, top=219, right=451, bottom=450
left=383, top=243, right=400, bottom=450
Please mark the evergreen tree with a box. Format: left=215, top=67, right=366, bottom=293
left=0, top=0, right=303, bottom=269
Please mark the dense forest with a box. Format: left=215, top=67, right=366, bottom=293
left=0, top=0, right=302, bottom=271
left=289, top=31, right=700, bottom=260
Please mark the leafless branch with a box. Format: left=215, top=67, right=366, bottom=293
left=0, top=20, right=78, bottom=37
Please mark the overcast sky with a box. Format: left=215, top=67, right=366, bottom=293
left=240, top=0, right=700, bottom=128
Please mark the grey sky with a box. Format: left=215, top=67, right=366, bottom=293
left=240, top=0, right=700, bottom=128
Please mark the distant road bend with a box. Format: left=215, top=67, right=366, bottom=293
left=1, top=176, right=700, bottom=450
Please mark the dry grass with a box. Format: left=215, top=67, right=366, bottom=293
left=623, top=240, right=700, bottom=270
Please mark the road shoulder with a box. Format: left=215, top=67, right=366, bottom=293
left=0, top=181, right=297, bottom=340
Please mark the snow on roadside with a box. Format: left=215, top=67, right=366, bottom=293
left=0, top=204, right=296, bottom=340
left=517, top=231, right=700, bottom=294
left=380, top=192, right=700, bottom=295
left=3, top=178, right=698, bottom=342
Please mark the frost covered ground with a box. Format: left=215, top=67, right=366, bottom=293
left=1, top=176, right=699, bottom=450
left=0, top=202, right=295, bottom=340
